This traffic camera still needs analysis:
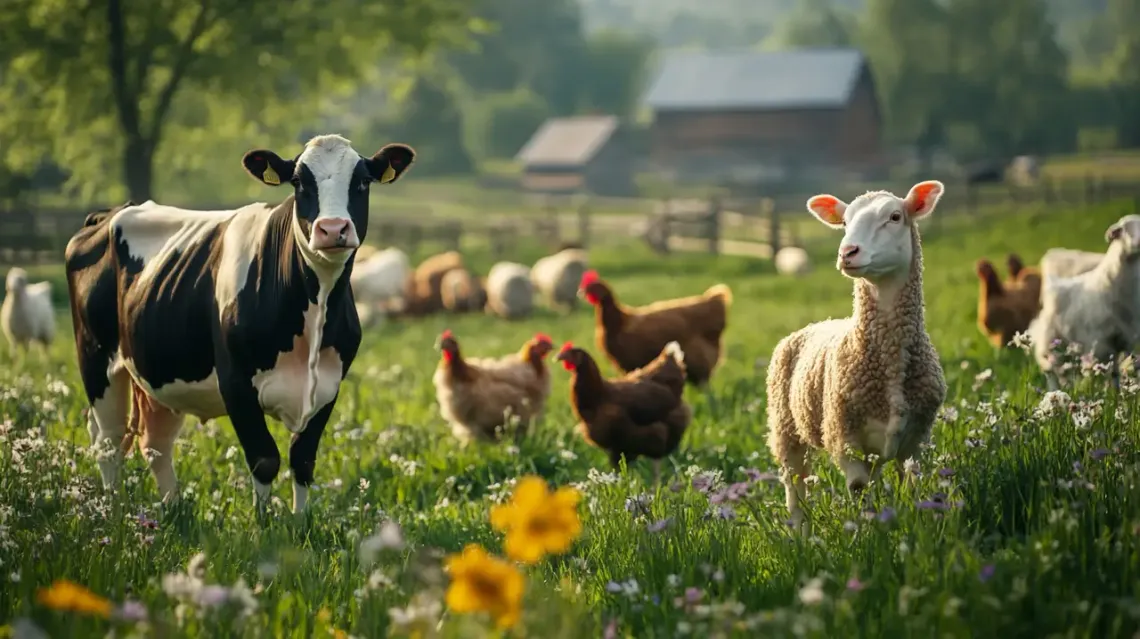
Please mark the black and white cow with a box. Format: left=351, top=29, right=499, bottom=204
left=64, top=134, right=415, bottom=513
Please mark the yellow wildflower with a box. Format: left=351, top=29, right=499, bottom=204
left=36, top=579, right=113, bottom=618
left=490, top=475, right=581, bottom=564
left=444, top=544, right=525, bottom=629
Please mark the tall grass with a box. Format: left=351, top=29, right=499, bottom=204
left=1, top=200, right=1139, bottom=637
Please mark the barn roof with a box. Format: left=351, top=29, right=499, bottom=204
left=644, top=48, right=867, bottom=112
left=516, top=115, right=619, bottom=167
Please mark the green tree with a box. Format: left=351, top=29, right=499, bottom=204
left=1104, top=0, right=1140, bottom=145
left=466, top=88, right=550, bottom=159
left=0, top=0, right=472, bottom=202
left=578, top=30, right=654, bottom=118
left=945, top=0, right=1072, bottom=155
left=765, top=0, right=856, bottom=49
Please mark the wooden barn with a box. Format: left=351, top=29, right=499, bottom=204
left=643, top=48, right=883, bottom=184
left=515, top=115, right=634, bottom=196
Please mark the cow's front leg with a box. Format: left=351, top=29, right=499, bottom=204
left=288, top=396, right=338, bottom=515
left=218, top=375, right=280, bottom=514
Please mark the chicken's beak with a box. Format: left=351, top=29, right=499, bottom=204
left=554, top=350, right=566, bottom=362
left=576, top=287, right=586, bottom=300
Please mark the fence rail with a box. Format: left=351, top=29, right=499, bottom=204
left=3, top=175, right=1139, bottom=265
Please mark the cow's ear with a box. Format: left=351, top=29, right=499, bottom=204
left=365, top=143, right=416, bottom=184
left=242, top=150, right=295, bottom=187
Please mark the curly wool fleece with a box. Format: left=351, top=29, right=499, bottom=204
left=765, top=201, right=947, bottom=527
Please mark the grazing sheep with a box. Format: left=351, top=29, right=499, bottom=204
left=351, top=247, right=411, bottom=323
left=1, top=267, right=55, bottom=355
left=1040, top=247, right=1104, bottom=280
left=1027, top=215, right=1140, bottom=390
left=766, top=181, right=948, bottom=532
left=774, top=246, right=812, bottom=276
left=440, top=268, right=487, bottom=313
left=403, top=251, right=465, bottom=316
left=486, top=262, right=534, bottom=319
left=530, top=248, right=588, bottom=311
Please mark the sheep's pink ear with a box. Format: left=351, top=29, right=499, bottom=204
left=904, top=180, right=944, bottom=220
left=806, top=194, right=847, bottom=228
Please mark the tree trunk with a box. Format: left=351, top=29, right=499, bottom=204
left=123, top=136, right=154, bottom=203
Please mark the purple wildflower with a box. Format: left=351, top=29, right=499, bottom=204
left=1091, top=448, right=1110, bottom=461
left=725, top=482, right=751, bottom=501
left=876, top=507, right=897, bottom=523
left=115, top=600, right=148, bottom=622
left=605, top=581, right=622, bottom=594
left=715, top=505, right=736, bottom=520
left=603, top=619, right=618, bottom=639
left=917, top=500, right=950, bottom=511
left=1073, top=460, right=1083, bottom=473
left=691, top=474, right=714, bottom=493
left=978, top=564, right=996, bottom=583
left=647, top=518, right=672, bottom=533
left=685, top=587, right=703, bottom=604
left=136, top=512, right=159, bottom=530
left=743, top=468, right=763, bottom=482
left=937, top=468, right=955, bottom=478
left=669, top=482, right=684, bottom=493
left=846, top=577, right=865, bottom=592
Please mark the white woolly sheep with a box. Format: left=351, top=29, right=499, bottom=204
left=530, top=248, right=588, bottom=311
left=1027, top=215, right=1140, bottom=390
left=1, top=267, right=55, bottom=354
left=351, top=247, right=410, bottom=323
left=774, top=246, right=812, bottom=276
left=485, top=262, right=534, bottom=320
left=1040, top=247, right=1104, bottom=280
left=765, top=181, right=948, bottom=532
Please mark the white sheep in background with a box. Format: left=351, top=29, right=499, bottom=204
left=1, top=267, right=56, bottom=355
left=351, top=247, right=410, bottom=324
left=530, top=248, right=588, bottom=311
left=1040, top=247, right=1105, bottom=279
left=486, top=262, right=534, bottom=319
left=774, top=246, right=812, bottom=276
left=765, top=181, right=948, bottom=532
left=1027, top=215, right=1140, bottom=390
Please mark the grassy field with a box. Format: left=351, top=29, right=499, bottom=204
left=3, top=198, right=1140, bottom=638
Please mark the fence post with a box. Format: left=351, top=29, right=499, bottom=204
left=766, top=197, right=781, bottom=257
left=706, top=197, right=721, bottom=255
left=577, top=200, right=590, bottom=247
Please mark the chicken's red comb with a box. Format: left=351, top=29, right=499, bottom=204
left=441, top=329, right=453, bottom=339
left=534, top=333, right=553, bottom=344
left=580, top=269, right=600, bottom=288
left=559, top=341, right=574, bottom=354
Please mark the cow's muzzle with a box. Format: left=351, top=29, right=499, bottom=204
left=310, top=217, right=360, bottom=252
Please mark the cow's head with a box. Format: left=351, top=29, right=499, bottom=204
left=241, top=134, right=415, bottom=271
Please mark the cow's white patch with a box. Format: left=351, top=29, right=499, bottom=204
left=109, top=202, right=234, bottom=284
left=253, top=479, right=271, bottom=507
left=214, top=203, right=278, bottom=310
left=125, top=364, right=228, bottom=421
left=292, top=482, right=309, bottom=514
left=251, top=300, right=344, bottom=434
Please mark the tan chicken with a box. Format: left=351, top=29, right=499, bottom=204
left=556, top=340, right=691, bottom=482
left=433, top=330, right=555, bottom=444
left=579, top=269, right=731, bottom=385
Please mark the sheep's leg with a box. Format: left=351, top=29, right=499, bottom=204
left=777, top=443, right=812, bottom=534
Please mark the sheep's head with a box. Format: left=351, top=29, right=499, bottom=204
left=1105, top=214, right=1140, bottom=260
left=806, top=180, right=944, bottom=282
left=5, top=268, right=28, bottom=294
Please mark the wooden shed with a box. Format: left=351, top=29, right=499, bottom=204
left=515, top=115, right=634, bottom=196
left=643, top=48, right=883, bottom=184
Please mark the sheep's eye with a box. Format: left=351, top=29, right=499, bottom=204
left=889, top=212, right=902, bottom=222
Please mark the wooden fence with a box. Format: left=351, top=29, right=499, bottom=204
left=3, top=175, right=1139, bottom=265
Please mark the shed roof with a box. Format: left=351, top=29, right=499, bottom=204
left=516, top=115, right=619, bottom=167
left=644, top=48, right=866, bottom=112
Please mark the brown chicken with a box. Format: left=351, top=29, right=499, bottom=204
left=433, top=330, right=554, bottom=444
left=402, top=251, right=465, bottom=316
left=1005, top=253, right=1042, bottom=302
left=556, top=340, right=691, bottom=482
left=579, top=269, right=732, bottom=386
left=976, top=259, right=1041, bottom=348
